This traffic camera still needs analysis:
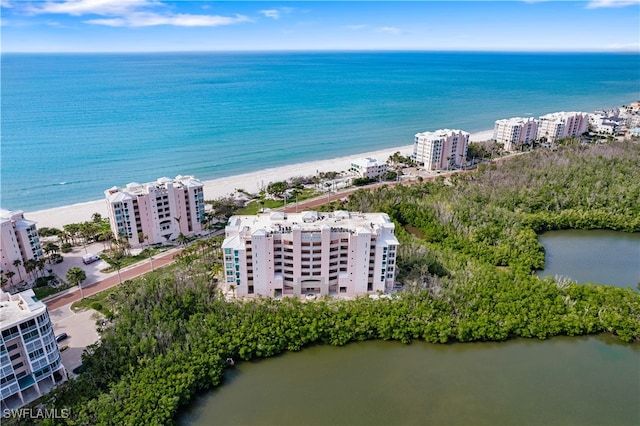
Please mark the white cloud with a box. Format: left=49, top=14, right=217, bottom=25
left=19, top=0, right=251, bottom=27
left=587, top=0, right=640, bottom=8
left=26, top=0, right=158, bottom=16
left=606, top=42, right=640, bottom=50
left=85, top=12, right=251, bottom=27
left=344, top=24, right=367, bottom=30
left=377, top=26, right=401, bottom=34
left=1, top=0, right=13, bottom=8
left=260, top=9, right=280, bottom=19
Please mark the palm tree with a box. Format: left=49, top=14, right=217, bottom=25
left=176, top=233, right=188, bottom=247
left=35, top=259, right=46, bottom=279
left=5, top=271, right=15, bottom=287
left=24, top=259, right=37, bottom=281
left=12, top=259, right=23, bottom=282
left=102, top=254, right=123, bottom=285
left=66, top=267, right=87, bottom=299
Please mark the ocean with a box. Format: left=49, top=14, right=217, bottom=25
left=1, top=51, right=638, bottom=212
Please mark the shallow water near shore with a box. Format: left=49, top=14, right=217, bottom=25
left=2, top=51, right=638, bottom=211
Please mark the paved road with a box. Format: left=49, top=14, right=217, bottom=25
left=281, top=152, right=527, bottom=213
left=45, top=249, right=182, bottom=310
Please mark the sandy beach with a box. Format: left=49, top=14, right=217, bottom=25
left=24, top=130, right=494, bottom=229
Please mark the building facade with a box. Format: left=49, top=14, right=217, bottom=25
left=0, top=211, right=43, bottom=285
left=104, top=175, right=206, bottom=247
left=349, top=157, right=387, bottom=179
left=222, top=210, right=399, bottom=298
left=413, top=129, right=469, bottom=170
left=536, top=112, right=589, bottom=144
left=0, top=290, right=66, bottom=410
left=493, top=117, right=538, bottom=151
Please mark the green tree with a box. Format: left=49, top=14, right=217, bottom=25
left=66, top=267, right=87, bottom=299
left=267, top=181, right=287, bottom=198
left=12, top=259, right=23, bottom=282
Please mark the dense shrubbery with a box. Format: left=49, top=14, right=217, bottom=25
left=32, top=141, right=640, bottom=425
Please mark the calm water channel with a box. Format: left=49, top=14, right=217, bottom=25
left=180, top=231, right=640, bottom=426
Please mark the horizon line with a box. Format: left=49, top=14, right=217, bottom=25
left=2, top=48, right=639, bottom=54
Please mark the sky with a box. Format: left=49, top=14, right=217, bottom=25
left=1, top=0, right=639, bottom=52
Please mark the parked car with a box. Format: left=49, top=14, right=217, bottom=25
left=82, top=253, right=100, bottom=264
left=55, top=333, right=68, bottom=343
left=50, top=253, right=63, bottom=264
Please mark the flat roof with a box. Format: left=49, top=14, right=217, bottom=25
left=0, top=290, right=46, bottom=329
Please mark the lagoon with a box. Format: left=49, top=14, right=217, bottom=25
left=180, top=336, right=639, bottom=426
left=537, top=230, right=640, bottom=289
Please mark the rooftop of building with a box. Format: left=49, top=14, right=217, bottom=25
left=105, top=175, right=203, bottom=200
left=415, top=129, right=470, bottom=139
left=0, top=210, right=37, bottom=230
left=0, top=289, right=46, bottom=328
left=538, top=111, right=589, bottom=119
left=495, top=117, right=538, bottom=124
left=225, top=210, right=396, bottom=238
left=351, top=157, right=385, bottom=167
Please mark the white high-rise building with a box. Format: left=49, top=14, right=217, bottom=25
left=493, top=117, right=538, bottom=151
left=104, top=175, right=206, bottom=247
left=536, top=112, right=589, bottom=144
left=413, top=129, right=469, bottom=170
left=0, top=210, right=43, bottom=284
left=0, top=289, right=66, bottom=410
left=222, top=210, right=399, bottom=298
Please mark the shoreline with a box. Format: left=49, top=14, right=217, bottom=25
left=24, top=130, right=494, bottom=229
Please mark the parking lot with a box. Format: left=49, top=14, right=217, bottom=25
left=50, top=306, right=102, bottom=375
left=47, top=241, right=113, bottom=287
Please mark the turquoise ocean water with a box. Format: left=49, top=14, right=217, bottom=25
left=1, top=51, right=638, bottom=212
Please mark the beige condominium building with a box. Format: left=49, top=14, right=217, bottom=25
left=493, top=117, right=538, bottom=151
left=104, top=175, right=206, bottom=247
left=413, top=129, right=469, bottom=170
left=0, top=290, right=66, bottom=410
left=0, top=210, right=43, bottom=284
left=536, top=111, right=589, bottom=144
left=222, top=210, right=399, bottom=298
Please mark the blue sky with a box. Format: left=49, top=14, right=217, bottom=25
left=1, top=1, right=639, bottom=52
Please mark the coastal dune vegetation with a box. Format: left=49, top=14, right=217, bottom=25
left=28, top=141, right=640, bottom=426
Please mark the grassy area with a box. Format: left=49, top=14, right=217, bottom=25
left=237, top=188, right=321, bottom=215
left=34, top=284, right=71, bottom=300
left=100, top=248, right=162, bottom=273
left=71, top=289, right=116, bottom=317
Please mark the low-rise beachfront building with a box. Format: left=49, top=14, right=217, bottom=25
left=104, top=175, right=206, bottom=247
left=0, top=210, right=43, bottom=285
left=493, top=117, right=538, bottom=151
left=222, top=210, right=399, bottom=298
left=413, top=129, right=469, bottom=170
left=0, top=289, right=66, bottom=410
left=536, top=112, right=589, bottom=144
left=349, top=157, right=387, bottom=179
left=589, top=110, right=625, bottom=135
